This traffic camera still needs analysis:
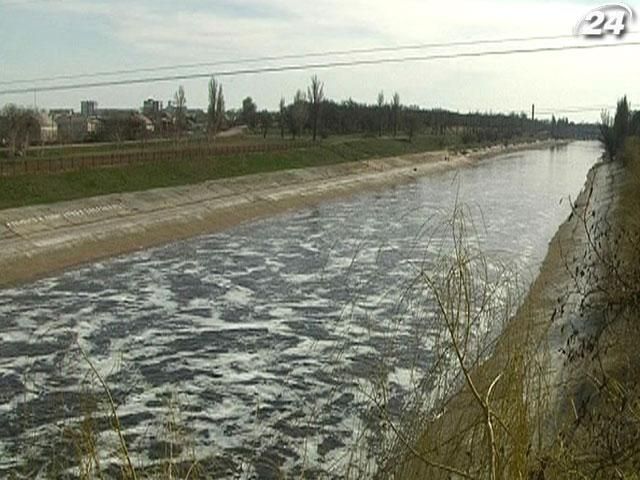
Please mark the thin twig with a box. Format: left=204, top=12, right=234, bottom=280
left=78, top=344, right=137, bottom=480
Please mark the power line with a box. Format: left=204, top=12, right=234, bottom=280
left=538, top=109, right=611, bottom=117
left=2, top=40, right=639, bottom=96
left=539, top=108, right=610, bottom=114
left=538, top=103, right=613, bottom=111
left=0, top=32, right=613, bottom=87
left=0, top=0, right=64, bottom=8
left=538, top=104, right=619, bottom=114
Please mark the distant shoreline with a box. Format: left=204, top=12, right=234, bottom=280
left=0, top=139, right=566, bottom=288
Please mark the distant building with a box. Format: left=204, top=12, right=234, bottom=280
left=49, top=108, right=74, bottom=119
left=55, top=114, right=91, bottom=143
left=88, top=117, right=100, bottom=136
left=38, top=112, right=58, bottom=143
left=93, top=110, right=151, bottom=142
left=96, top=108, right=137, bottom=120
left=164, top=100, right=176, bottom=116
left=139, top=114, right=155, bottom=133
left=154, top=111, right=174, bottom=136
left=81, top=100, right=98, bottom=117
left=142, top=98, right=162, bottom=117
left=187, top=108, right=207, bottom=133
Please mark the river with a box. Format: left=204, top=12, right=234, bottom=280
left=0, top=141, right=601, bottom=478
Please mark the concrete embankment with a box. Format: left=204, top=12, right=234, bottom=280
left=392, top=156, right=626, bottom=478
left=0, top=141, right=559, bottom=288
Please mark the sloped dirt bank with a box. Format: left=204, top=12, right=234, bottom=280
left=387, top=158, right=635, bottom=479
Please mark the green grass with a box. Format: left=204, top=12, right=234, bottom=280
left=0, top=133, right=304, bottom=160
left=0, top=135, right=462, bottom=210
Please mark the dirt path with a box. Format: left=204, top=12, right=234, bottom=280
left=0, top=141, right=560, bottom=288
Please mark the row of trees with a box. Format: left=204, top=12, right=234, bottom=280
left=599, top=96, right=640, bottom=161
left=201, top=75, right=596, bottom=143
left=550, top=116, right=574, bottom=140
left=2, top=76, right=601, bottom=153
left=227, top=76, right=325, bottom=141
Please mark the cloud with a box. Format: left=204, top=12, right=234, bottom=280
left=26, top=0, right=589, bottom=60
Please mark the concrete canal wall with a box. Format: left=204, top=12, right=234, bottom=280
left=0, top=141, right=560, bottom=287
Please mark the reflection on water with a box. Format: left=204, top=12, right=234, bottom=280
left=0, top=142, right=600, bottom=476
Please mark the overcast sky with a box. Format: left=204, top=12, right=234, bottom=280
left=1, top=0, right=639, bottom=121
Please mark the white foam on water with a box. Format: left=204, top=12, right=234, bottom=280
left=221, top=285, right=255, bottom=306
left=0, top=143, right=601, bottom=475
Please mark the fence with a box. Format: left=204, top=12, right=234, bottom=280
left=0, top=141, right=313, bottom=177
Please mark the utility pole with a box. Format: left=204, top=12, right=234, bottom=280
left=531, top=104, right=535, bottom=122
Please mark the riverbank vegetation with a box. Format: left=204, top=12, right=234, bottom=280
left=536, top=103, right=640, bottom=479
left=0, top=75, right=598, bottom=210
left=364, top=97, right=640, bottom=479
left=0, top=132, right=528, bottom=210
left=1, top=75, right=597, bottom=159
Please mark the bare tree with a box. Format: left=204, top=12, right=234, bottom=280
left=279, top=97, right=286, bottom=139
left=208, top=77, right=218, bottom=133
left=0, top=105, right=40, bottom=157
left=406, top=110, right=419, bottom=142
left=290, top=90, right=307, bottom=139
left=19, top=110, right=39, bottom=155
left=392, top=92, right=401, bottom=137
left=215, top=85, right=225, bottom=133
left=1, top=105, right=20, bottom=157
left=207, top=77, right=225, bottom=138
left=258, top=110, right=272, bottom=139
left=174, top=85, right=187, bottom=139
left=377, top=91, right=385, bottom=137
left=241, top=97, right=258, bottom=128
left=307, top=75, right=324, bottom=141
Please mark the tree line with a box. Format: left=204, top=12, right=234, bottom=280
left=1, top=75, right=603, bottom=156
left=599, top=95, right=640, bottom=161
left=212, top=75, right=597, bottom=143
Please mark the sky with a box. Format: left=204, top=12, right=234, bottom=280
left=1, top=0, right=639, bottom=121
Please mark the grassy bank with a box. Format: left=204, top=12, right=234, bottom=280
left=365, top=138, right=640, bottom=479
left=0, top=132, right=300, bottom=160
left=525, top=137, right=640, bottom=479
left=0, top=134, right=503, bottom=210
left=556, top=137, right=640, bottom=476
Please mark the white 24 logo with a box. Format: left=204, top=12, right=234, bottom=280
left=575, top=3, right=635, bottom=36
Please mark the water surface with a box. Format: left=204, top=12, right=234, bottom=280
left=0, top=142, right=601, bottom=477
